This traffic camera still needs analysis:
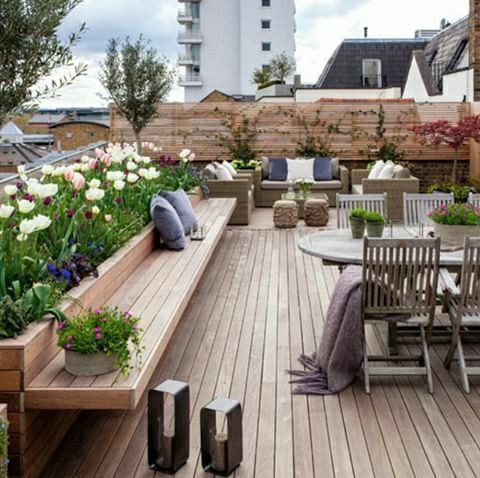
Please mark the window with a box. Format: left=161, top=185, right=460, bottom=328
left=362, top=59, right=382, bottom=87
left=261, top=19, right=271, bottom=29
left=262, top=42, right=271, bottom=52
left=89, top=131, right=97, bottom=138
left=65, top=132, right=72, bottom=139
left=191, top=3, right=200, bottom=19
left=262, top=0, right=271, bottom=6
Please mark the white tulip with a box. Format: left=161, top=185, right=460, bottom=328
left=81, top=155, right=90, bottom=163
left=17, top=200, right=35, bottom=214
left=42, top=165, right=54, bottom=176
left=85, top=188, right=105, bottom=201
left=0, top=204, right=14, bottom=219
left=126, top=161, right=138, bottom=171
left=127, top=173, right=139, bottom=184
left=17, top=165, right=26, bottom=178
left=80, top=164, right=90, bottom=172
left=34, top=184, right=58, bottom=199
left=51, top=165, right=66, bottom=177
left=106, top=171, right=125, bottom=181
left=179, top=149, right=191, bottom=160
left=89, top=179, right=101, bottom=189
left=113, top=180, right=126, bottom=191
left=17, top=218, right=36, bottom=241
left=141, top=156, right=152, bottom=164
left=92, top=206, right=100, bottom=215
left=4, top=185, right=17, bottom=196
left=32, top=214, right=51, bottom=231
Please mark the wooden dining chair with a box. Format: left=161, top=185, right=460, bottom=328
left=403, top=192, right=454, bottom=226
left=336, top=193, right=387, bottom=229
left=468, top=193, right=480, bottom=209
left=362, top=237, right=441, bottom=394
left=440, top=237, right=480, bottom=393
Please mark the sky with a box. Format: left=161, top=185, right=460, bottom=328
left=40, top=0, right=469, bottom=108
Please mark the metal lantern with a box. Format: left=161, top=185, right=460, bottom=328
left=190, top=225, right=206, bottom=241
left=148, top=380, right=189, bottom=474
left=200, top=398, right=242, bottom=476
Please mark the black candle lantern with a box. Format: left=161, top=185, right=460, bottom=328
left=190, top=225, right=206, bottom=241
left=148, top=380, right=189, bottom=474
left=200, top=398, right=242, bottom=476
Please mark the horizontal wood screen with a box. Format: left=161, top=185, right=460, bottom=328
left=110, top=99, right=470, bottom=163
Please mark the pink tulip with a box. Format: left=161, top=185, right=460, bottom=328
left=104, top=214, right=112, bottom=223
left=64, top=168, right=75, bottom=182
left=72, top=173, right=85, bottom=190
left=94, top=148, right=103, bottom=158
left=188, top=153, right=196, bottom=162
left=88, top=158, right=97, bottom=170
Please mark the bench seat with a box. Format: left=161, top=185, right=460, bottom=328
left=25, top=198, right=236, bottom=410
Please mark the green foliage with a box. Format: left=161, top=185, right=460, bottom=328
left=100, top=36, right=175, bottom=151
left=429, top=203, right=480, bottom=226
left=0, top=0, right=87, bottom=123
left=252, top=68, right=271, bottom=86
left=0, top=416, right=7, bottom=477
left=270, top=52, right=296, bottom=84
left=364, top=211, right=385, bottom=223
left=376, top=142, right=405, bottom=163
left=258, top=79, right=282, bottom=90
left=57, top=306, right=143, bottom=376
left=296, top=135, right=334, bottom=157
left=428, top=181, right=473, bottom=203
left=350, top=208, right=367, bottom=220
left=231, top=159, right=261, bottom=170
left=216, top=117, right=258, bottom=165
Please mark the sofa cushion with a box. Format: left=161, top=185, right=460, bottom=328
left=352, top=184, right=363, bottom=194
left=368, top=160, right=385, bottom=178
left=261, top=180, right=342, bottom=190
left=222, top=160, right=237, bottom=176
left=314, top=157, right=333, bottom=181
left=331, top=157, right=340, bottom=179
left=150, top=195, right=186, bottom=250
left=216, top=164, right=234, bottom=181
left=203, top=164, right=217, bottom=180
left=160, top=189, right=198, bottom=235
left=394, top=166, right=411, bottom=179
left=378, top=163, right=395, bottom=179
left=286, top=158, right=314, bottom=181
left=268, top=157, right=288, bottom=181
left=261, top=157, right=269, bottom=179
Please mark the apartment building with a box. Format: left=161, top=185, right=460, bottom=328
left=177, top=0, right=296, bottom=102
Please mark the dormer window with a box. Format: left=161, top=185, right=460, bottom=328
left=362, top=59, right=382, bottom=88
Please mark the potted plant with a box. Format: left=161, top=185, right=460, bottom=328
left=429, top=203, right=480, bottom=249
left=350, top=208, right=367, bottom=239
left=365, top=211, right=385, bottom=238
left=296, top=178, right=314, bottom=198
left=57, top=306, right=142, bottom=376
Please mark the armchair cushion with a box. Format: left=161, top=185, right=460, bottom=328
left=286, top=158, right=314, bottom=181
left=160, top=189, right=198, bottom=235
left=222, top=160, right=237, bottom=176
left=216, top=164, right=234, bottom=181
left=331, top=157, right=340, bottom=179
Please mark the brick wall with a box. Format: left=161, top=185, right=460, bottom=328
left=51, top=122, right=110, bottom=151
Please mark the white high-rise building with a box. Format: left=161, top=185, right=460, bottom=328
left=177, top=0, right=296, bottom=102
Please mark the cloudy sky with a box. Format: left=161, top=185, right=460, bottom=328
left=41, top=0, right=468, bottom=108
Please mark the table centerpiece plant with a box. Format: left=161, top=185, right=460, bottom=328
left=349, top=208, right=367, bottom=239
left=57, top=306, right=143, bottom=376
left=428, top=203, right=480, bottom=249
left=296, top=178, right=314, bottom=198
left=365, top=211, right=385, bottom=238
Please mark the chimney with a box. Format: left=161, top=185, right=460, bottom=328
left=293, top=74, right=302, bottom=89
left=364, top=27, right=368, bottom=38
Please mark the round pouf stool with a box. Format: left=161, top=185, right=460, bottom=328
left=273, top=200, right=299, bottom=229
left=304, top=198, right=329, bottom=227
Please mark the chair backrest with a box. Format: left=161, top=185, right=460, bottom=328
left=458, top=237, right=480, bottom=316
left=468, top=193, right=480, bottom=209
left=336, top=193, right=387, bottom=229
left=403, top=193, right=454, bottom=226
left=362, top=238, right=440, bottom=317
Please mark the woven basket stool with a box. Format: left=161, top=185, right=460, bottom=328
left=273, top=200, right=299, bottom=229
left=304, top=198, right=329, bottom=227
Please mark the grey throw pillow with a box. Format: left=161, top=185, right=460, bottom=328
left=331, top=158, right=340, bottom=179
left=203, top=164, right=217, bottom=180
left=261, top=157, right=269, bottom=179
left=394, top=167, right=411, bottom=179
left=268, top=157, right=288, bottom=181
left=150, top=195, right=186, bottom=250
left=314, top=157, right=333, bottom=181
left=160, top=189, right=198, bottom=235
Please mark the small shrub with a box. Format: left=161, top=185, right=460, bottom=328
left=258, top=79, right=282, bottom=90
left=350, top=208, right=367, bottom=220
left=428, top=181, right=473, bottom=203
left=0, top=416, right=7, bottom=477
left=364, top=211, right=385, bottom=223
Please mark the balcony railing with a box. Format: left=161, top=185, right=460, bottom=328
left=178, top=54, right=200, bottom=65
left=177, top=8, right=193, bottom=23
left=361, top=74, right=387, bottom=88
left=178, top=74, right=202, bottom=86
left=177, top=31, right=203, bottom=43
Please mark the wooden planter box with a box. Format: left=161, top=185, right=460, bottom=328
left=0, top=192, right=202, bottom=477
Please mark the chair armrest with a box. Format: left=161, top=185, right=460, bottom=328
left=339, top=165, right=349, bottom=189
left=233, top=173, right=253, bottom=189
left=361, top=177, right=420, bottom=193
left=439, top=268, right=461, bottom=297
left=351, top=169, right=369, bottom=185
left=207, top=179, right=249, bottom=198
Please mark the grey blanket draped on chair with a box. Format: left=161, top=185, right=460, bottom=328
left=289, top=266, right=363, bottom=394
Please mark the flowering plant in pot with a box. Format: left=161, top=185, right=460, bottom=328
left=364, top=211, right=385, bottom=238
left=349, top=208, right=366, bottom=239
left=57, top=306, right=142, bottom=376
left=428, top=203, right=480, bottom=249
left=295, top=178, right=314, bottom=198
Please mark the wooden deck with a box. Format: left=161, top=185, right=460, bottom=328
left=42, top=224, right=480, bottom=477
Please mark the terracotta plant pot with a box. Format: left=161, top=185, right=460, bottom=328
left=65, top=350, right=119, bottom=376
left=433, top=223, right=480, bottom=250
left=366, top=222, right=385, bottom=238
left=350, top=217, right=366, bottom=239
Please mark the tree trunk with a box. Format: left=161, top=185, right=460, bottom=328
left=452, top=149, right=458, bottom=183
left=134, top=130, right=142, bottom=154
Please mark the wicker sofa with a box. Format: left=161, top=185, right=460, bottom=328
left=254, top=159, right=349, bottom=207
left=206, top=172, right=254, bottom=225
left=351, top=169, right=420, bottom=222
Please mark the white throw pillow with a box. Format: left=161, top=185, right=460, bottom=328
left=222, top=160, right=237, bottom=176
left=216, top=165, right=233, bottom=181
left=368, top=160, right=385, bottom=179
left=378, top=163, right=395, bottom=179
left=286, top=158, right=314, bottom=182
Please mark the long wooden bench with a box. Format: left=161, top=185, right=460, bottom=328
left=24, top=198, right=236, bottom=411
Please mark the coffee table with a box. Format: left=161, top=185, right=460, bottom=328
left=281, top=192, right=329, bottom=219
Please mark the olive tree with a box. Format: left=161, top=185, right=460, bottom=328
left=270, top=52, right=296, bottom=84
left=0, top=0, right=87, bottom=123
left=100, top=36, right=175, bottom=152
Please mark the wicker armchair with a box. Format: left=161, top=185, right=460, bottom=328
left=351, top=169, right=420, bottom=222
left=206, top=174, right=254, bottom=225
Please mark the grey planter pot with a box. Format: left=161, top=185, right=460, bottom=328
left=433, top=223, right=480, bottom=250
left=350, top=217, right=366, bottom=239
left=65, top=350, right=119, bottom=376
left=366, top=222, right=385, bottom=238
